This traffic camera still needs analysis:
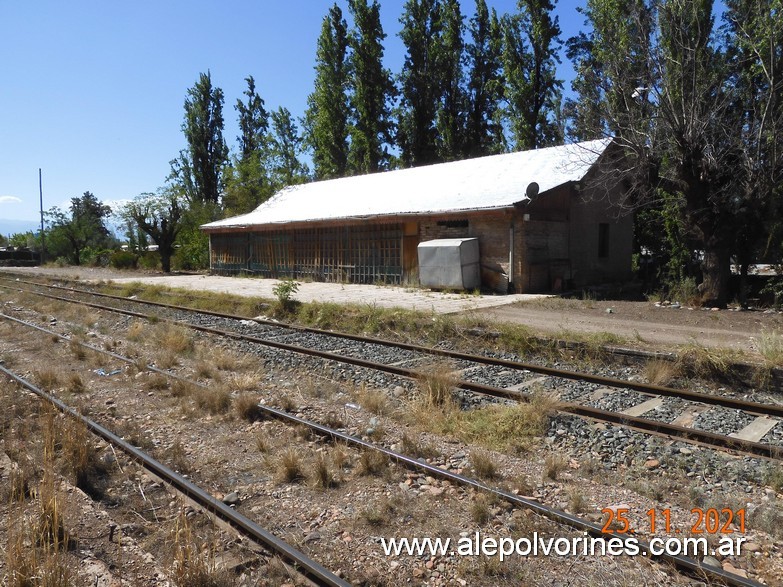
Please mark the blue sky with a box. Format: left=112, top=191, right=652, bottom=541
left=0, top=0, right=592, bottom=227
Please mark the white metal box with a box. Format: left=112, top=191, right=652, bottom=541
left=417, top=238, right=480, bottom=290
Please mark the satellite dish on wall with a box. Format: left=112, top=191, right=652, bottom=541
left=525, top=182, right=540, bottom=200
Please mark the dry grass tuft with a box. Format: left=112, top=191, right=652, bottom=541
left=400, top=433, right=440, bottom=460
left=68, top=339, right=87, bottom=361
left=144, top=374, right=170, bottom=391
left=169, top=511, right=235, bottom=587
left=759, top=330, right=783, bottom=366
left=469, top=449, right=499, bottom=480
left=471, top=496, right=491, bottom=524
left=65, top=373, right=86, bottom=394
left=543, top=454, right=567, bottom=481
left=61, top=418, right=107, bottom=498
left=276, top=448, right=305, bottom=483
left=310, top=452, right=339, bottom=489
left=126, top=321, right=147, bottom=341
left=170, top=379, right=197, bottom=398
left=357, top=450, right=388, bottom=477
left=193, top=386, right=232, bottom=415
left=34, top=368, right=61, bottom=389
left=676, top=343, right=741, bottom=380
left=225, top=371, right=263, bottom=392
left=234, top=394, right=263, bottom=421
left=275, top=394, right=298, bottom=412
left=644, top=359, right=678, bottom=386
left=416, top=393, right=560, bottom=454
left=568, top=489, right=588, bottom=513
left=417, top=363, right=457, bottom=408
left=154, top=324, right=195, bottom=355
left=356, top=387, right=391, bottom=415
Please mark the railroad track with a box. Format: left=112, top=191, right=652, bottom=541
left=0, top=366, right=349, bottom=587
left=0, top=313, right=764, bottom=587
left=3, top=277, right=783, bottom=461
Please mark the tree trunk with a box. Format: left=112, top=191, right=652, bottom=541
left=700, top=240, right=731, bottom=308
left=739, top=262, right=749, bottom=309
left=161, top=250, right=172, bottom=273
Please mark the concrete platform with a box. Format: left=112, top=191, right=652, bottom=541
left=102, top=274, right=547, bottom=315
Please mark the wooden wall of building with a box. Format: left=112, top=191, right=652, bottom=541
left=210, top=224, right=403, bottom=284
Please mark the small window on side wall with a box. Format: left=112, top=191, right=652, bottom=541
left=598, top=223, right=609, bottom=258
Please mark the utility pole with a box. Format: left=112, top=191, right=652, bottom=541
left=39, top=168, right=46, bottom=264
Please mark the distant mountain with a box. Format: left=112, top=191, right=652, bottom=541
left=0, top=219, right=41, bottom=237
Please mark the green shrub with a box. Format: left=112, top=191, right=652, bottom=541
left=272, top=278, right=300, bottom=313
left=138, top=250, right=160, bottom=270
left=109, top=250, right=138, bottom=269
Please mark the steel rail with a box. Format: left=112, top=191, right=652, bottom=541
left=8, top=277, right=783, bottom=418
left=258, top=405, right=763, bottom=587
left=2, top=288, right=783, bottom=461
left=0, top=313, right=762, bottom=587
left=0, top=364, right=351, bottom=587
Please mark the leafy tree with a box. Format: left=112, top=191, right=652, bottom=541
left=46, top=192, right=114, bottom=265
left=235, top=75, right=269, bottom=160
left=465, top=0, right=505, bottom=156
left=269, top=107, right=309, bottom=187
left=224, top=76, right=275, bottom=216
left=502, top=0, right=564, bottom=150
left=347, top=0, right=395, bottom=173
left=305, top=4, right=350, bottom=180
left=436, top=0, right=467, bottom=161
left=120, top=188, right=183, bottom=273
left=397, top=0, right=444, bottom=167
left=722, top=0, right=783, bottom=303
left=572, top=0, right=769, bottom=306
left=170, top=71, right=229, bottom=205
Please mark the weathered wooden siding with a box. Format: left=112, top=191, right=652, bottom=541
left=211, top=224, right=403, bottom=284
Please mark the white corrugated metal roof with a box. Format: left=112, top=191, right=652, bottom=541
left=202, top=138, right=611, bottom=230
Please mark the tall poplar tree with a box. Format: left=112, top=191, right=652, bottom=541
left=223, top=76, right=274, bottom=216
left=502, top=0, right=563, bottom=150
left=269, top=107, right=309, bottom=188
left=235, top=75, right=269, bottom=159
left=436, top=0, right=467, bottom=161
left=170, top=71, right=229, bottom=205
left=305, top=4, right=350, bottom=180
left=397, top=0, right=443, bottom=167
left=465, top=0, right=505, bottom=156
left=347, top=0, right=395, bottom=174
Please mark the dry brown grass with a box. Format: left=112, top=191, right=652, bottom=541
left=153, top=324, right=195, bottom=355
left=193, top=386, right=232, bottom=415
left=543, top=454, right=567, bottom=481
left=400, top=432, right=440, bottom=460
left=409, top=392, right=560, bottom=454
left=34, top=368, right=61, bottom=390
left=355, top=387, right=391, bottom=415
left=65, top=372, right=86, bottom=394
left=276, top=448, right=306, bottom=483
left=234, top=394, right=263, bottom=421
left=310, top=452, right=339, bottom=489
left=357, top=449, right=388, bottom=477
left=469, top=449, right=499, bottom=480
left=759, top=329, right=783, bottom=366
left=126, top=320, right=147, bottom=341
left=225, top=371, right=263, bottom=392
left=144, top=373, right=170, bottom=391
left=644, top=359, right=678, bottom=386
left=168, top=511, right=235, bottom=587
left=417, top=362, right=458, bottom=408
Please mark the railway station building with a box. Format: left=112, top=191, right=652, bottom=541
left=201, top=138, right=633, bottom=293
